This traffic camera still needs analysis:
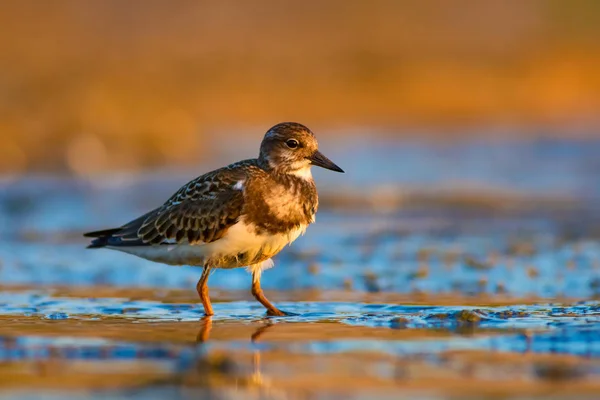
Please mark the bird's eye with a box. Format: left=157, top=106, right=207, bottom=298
left=286, top=139, right=299, bottom=149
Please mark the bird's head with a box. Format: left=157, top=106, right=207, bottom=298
left=259, top=122, right=344, bottom=178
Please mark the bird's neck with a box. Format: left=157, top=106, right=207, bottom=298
left=258, top=157, right=314, bottom=183
left=286, top=165, right=313, bottom=181
left=270, top=166, right=315, bottom=187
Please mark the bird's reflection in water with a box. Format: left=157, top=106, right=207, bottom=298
left=250, top=321, right=275, bottom=343
left=195, top=317, right=276, bottom=344
left=194, top=317, right=277, bottom=390
left=195, top=316, right=213, bottom=343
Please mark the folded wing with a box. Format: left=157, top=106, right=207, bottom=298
left=84, top=166, right=248, bottom=248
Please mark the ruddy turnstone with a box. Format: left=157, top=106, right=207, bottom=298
left=84, top=122, right=344, bottom=316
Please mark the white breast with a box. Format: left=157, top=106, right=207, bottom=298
left=205, top=219, right=307, bottom=267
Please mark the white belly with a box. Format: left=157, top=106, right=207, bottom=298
left=110, top=220, right=307, bottom=268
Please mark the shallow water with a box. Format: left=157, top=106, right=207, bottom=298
left=0, top=139, right=599, bottom=398
left=0, top=292, right=598, bottom=399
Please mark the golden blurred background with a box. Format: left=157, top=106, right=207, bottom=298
left=1, top=0, right=599, bottom=175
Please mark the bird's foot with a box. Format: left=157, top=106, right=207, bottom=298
left=266, top=308, right=296, bottom=317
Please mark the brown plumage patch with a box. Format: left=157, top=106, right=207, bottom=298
left=244, top=172, right=317, bottom=235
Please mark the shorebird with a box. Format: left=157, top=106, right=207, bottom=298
left=84, top=122, right=344, bottom=316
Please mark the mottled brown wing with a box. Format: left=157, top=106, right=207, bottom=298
left=84, top=160, right=259, bottom=248
left=135, top=169, right=247, bottom=245
left=91, top=161, right=255, bottom=248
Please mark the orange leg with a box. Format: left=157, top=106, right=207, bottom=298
left=251, top=270, right=285, bottom=316
left=196, top=267, right=214, bottom=316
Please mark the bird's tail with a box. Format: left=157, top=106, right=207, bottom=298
left=83, top=228, right=121, bottom=248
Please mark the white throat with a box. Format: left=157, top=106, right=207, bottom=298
left=289, top=165, right=313, bottom=180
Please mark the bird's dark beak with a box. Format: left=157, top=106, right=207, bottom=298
left=307, top=150, right=344, bottom=173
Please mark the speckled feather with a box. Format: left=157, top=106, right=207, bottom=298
left=86, top=160, right=258, bottom=247
left=136, top=160, right=252, bottom=245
